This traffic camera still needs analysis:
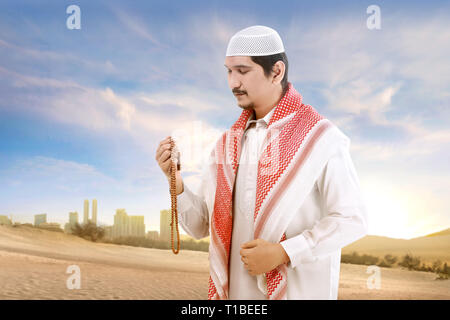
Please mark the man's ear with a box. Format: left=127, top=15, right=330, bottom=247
left=271, top=61, right=285, bottom=85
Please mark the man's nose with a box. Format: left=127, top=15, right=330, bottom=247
left=228, top=73, right=241, bottom=90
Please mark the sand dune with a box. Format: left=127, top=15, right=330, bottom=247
left=0, top=225, right=448, bottom=300
left=0, top=225, right=208, bottom=273
left=342, top=233, right=450, bottom=264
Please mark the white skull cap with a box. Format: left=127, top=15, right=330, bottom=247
left=226, top=25, right=285, bottom=57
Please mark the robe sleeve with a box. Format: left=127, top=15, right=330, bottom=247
left=280, top=144, right=369, bottom=269
left=176, top=181, right=210, bottom=240
left=174, top=147, right=215, bottom=240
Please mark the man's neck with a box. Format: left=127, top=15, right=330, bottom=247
left=253, top=86, right=284, bottom=120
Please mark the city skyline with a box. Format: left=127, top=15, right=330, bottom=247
left=0, top=198, right=176, bottom=235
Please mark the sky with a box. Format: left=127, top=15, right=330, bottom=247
left=0, top=0, right=449, bottom=239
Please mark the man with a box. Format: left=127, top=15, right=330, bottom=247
left=156, top=25, right=368, bottom=300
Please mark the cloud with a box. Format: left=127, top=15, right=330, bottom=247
left=279, top=13, right=450, bottom=182
left=322, top=81, right=402, bottom=120
left=139, top=87, right=225, bottom=112
left=0, top=65, right=82, bottom=89
left=1, top=79, right=135, bottom=132
left=113, top=8, right=163, bottom=47
left=0, top=38, right=118, bottom=76
left=1, top=156, right=118, bottom=194
left=0, top=64, right=229, bottom=176
left=0, top=66, right=177, bottom=133
left=350, top=124, right=450, bottom=162
left=285, top=14, right=450, bottom=125
left=101, top=87, right=136, bottom=130
left=390, top=16, right=450, bottom=88
left=286, top=13, right=450, bottom=89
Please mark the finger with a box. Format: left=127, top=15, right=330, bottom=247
left=156, top=142, right=172, bottom=160
left=241, top=240, right=258, bottom=249
left=157, top=136, right=173, bottom=151
left=158, top=149, right=172, bottom=165
left=161, top=157, right=173, bottom=174
left=158, top=136, right=172, bottom=148
left=157, top=150, right=172, bottom=163
left=157, top=137, right=171, bottom=152
left=240, top=248, right=252, bottom=257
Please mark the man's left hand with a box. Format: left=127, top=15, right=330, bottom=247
left=240, top=238, right=290, bottom=276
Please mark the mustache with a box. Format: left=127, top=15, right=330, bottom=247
left=232, top=88, right=247, bottom=95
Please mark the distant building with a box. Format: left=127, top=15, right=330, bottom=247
left=159, top=209, right=172, bottom=242
left=113, top=209, right=129, bottom=238
left=0, top=215, right=11, bottom=226
left=83, top=199, right=89, bottom=224
left=146, top=231, right=159, bottom=240
left=69, top=211, right=79, bottom=225
left=129, top=216, right=145, bottom=238
left=92, top=199, right=97, bottom=225
left=81, top=199, right=98, bottom=225
left=64, top=223, right=71, bottom=233
left=34, top=214, right=47, bottom=226
left=112, top=209, right=146, bottom=239
left=64, top=211, right=79, bottom=233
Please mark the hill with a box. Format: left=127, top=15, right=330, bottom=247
left=342, top=229, right=450, bottom=264
left=419, top=228, right=450, bottom=238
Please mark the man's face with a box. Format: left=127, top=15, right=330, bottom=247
left=224, top=56, right=273, bottom=111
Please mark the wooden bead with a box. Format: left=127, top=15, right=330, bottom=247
left=169, top=138, right=180, bottom=254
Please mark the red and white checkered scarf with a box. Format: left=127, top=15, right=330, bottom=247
left=207, top=83, right=332, bottom=300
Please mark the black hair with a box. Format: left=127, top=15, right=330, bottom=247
left=250, top=52, right=289, bottom=95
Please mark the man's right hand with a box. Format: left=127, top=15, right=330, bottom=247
left=155, top=136, right=184, bottom=195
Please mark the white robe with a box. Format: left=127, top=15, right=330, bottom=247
left=176, top=107, right=368, bottom=300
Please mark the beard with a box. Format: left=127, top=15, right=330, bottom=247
left=233, top=89, right=253, bottom=110
left=237, top=101, right=254, bottom=110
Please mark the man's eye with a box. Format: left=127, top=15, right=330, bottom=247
left=239, top=70, right=248, bottom=74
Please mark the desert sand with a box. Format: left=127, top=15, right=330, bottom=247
left=0, top=225, right=448, bottom=300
